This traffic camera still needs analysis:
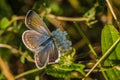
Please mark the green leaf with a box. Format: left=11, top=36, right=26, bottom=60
left=83, top=7, right=96, bottom=20
left=35, top=75, right=39, bottom=80
left=20, top=56, right=25, bottom=63
left=101, top=24, right=120, bottom=65
left=71, top=48, right=76, bottom=58
left=0, top=72, right=6, bottom=80
left=46, top=53, right=85, bottom=78
left=101, top=24, right=120, bottom=80
left=50, top=2, right=63, bottom=15
left=20, top=51, right=28, bottom=63
left=83, top=6, right=97, bottom=27
left=47, top=63, right=85, bottom=78
left=0, top=17, right=9, bottom=30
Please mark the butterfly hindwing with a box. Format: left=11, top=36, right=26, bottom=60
left=48, top=41, right=59, bottom=63
left=34, top=41, right=52, bottom=68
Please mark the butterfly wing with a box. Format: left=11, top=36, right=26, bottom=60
left=34, top=49, right=49, bottom=69
left=22, top=30, right=49, bottom=52
left=25, top=10, right=51, bottom=36
left=35, top=40, right=59, bottom=68
left=48, top=41, right=59, bottom=63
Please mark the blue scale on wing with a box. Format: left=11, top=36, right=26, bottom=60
left=39, top=37, right=52, bottom=46
left=35, top=40, right=59, bottom=68
left=38, top=36, right=59, bottom=63
left=34, top=43, right=50, bottom=68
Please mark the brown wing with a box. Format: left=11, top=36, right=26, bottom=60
left=34, top=50, right=49, bottom=69
left=22, top=30, right=49, bottom=52
left=34, top=41, right=59, bottom=68
left=25, top=10, right=51, bottom=36
left=48, top=41, right=59, bottom=63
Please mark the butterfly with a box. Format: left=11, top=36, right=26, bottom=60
left=22, top=10, right=60, bottom=69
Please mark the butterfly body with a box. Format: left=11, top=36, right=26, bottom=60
left=40, top=36, right=54, bottom=47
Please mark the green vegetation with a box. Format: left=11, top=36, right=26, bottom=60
left=0, top=0, right=120, bottom=80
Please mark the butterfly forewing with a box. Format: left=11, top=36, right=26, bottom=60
left=25, top=10, right=51, bottom=36
left=22, top=30, right=49, bottom=52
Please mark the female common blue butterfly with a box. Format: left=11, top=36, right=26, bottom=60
left=22, top=10, right=60, bottom=69
left=22, top=10, right=72, bottom=69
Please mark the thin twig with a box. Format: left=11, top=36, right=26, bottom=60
left=82, top=37, right=120, bottom=80
left=9, top=16, right=25, bottom=25
left=0, top=57, right=14, bottom=80
left=106, top=0, right=120, bottom=31
left=15, top=68, right=40, bottom=79
left=5, top=16, right=25, bottom=28
left=47, top=14, right=89, bottom=22
left=0, top=44, right=34, bottom=62
left=106, top=0, right=117, bottom=20
left=74, top=22, right=97, bottom=57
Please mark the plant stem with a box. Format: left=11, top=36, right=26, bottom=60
left=0, top=57, right=14, bottom=80
left=15, top=68, right=40, bottom=79
left=106, top=0, right=120, bottom=30
left=0, top=44, right=34, bottom=62
left=83, top=37, right=120, bottom=79
left=106, top=0, right=117, bottom=20
left=47, top=14, right=89, bottom=22
left=74, top=22, right=97, bottom=57
left=74, top=22, right=110, bottom=80
left=6, top=16, right=25, bottom=29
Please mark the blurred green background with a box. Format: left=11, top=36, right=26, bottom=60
left=1, top=0, right=120, bottom=80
